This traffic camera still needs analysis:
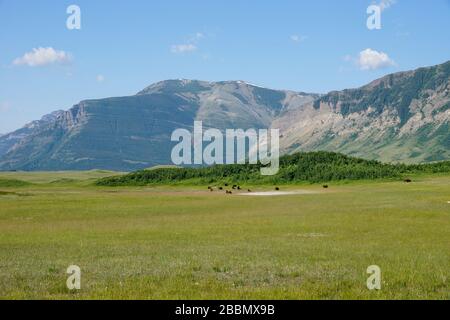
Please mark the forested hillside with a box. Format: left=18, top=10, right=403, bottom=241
left=96, top=151, right=450, bottom=186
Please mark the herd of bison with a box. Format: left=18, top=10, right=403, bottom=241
left=206, top=179, right=413, bottom=195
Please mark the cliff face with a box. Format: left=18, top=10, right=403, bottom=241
left=274, top=61, right=450, bottom=163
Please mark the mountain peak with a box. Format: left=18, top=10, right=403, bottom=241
left=137, top=79, right=280, bottom=96
left=137, top=79, right=212, bottom=95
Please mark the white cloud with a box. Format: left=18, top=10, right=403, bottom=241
left=96, top=74, right=105, bottom=83
left=171, top=31, right=206, bottom=54
left=191, top=32, right=205, bottom=42
left=377, top=0, right=396, bottom=11
left=356, top=48, right=396, bottom=70
left=171, top=43, right=197, bottom=54
left=290, top=34, right=307, bottom=43
left=13, top=47, right=72, bottom=67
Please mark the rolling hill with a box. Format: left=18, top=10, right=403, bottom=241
left=96, top=151, right=450, bottom=186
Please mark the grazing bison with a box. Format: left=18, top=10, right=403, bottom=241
left=224, top=183, right=229, bottom=187
left=226, top=190, right=233, bottom=194
left=323, top=185, right=329, bottom=189
left=275, top=187, right=280, bottom=191
left=404, top=179, right=412, bottom=183
left=219, top=187, right=223, bottom=190
left=237, top=186, right=241, bottom=190
left=247, top=189, right=252, bottom=192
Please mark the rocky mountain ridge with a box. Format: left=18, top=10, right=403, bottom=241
left=0, top=61, right=448, bottom=171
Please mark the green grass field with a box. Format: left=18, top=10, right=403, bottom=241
left=0, top=171, right=449, bottom=300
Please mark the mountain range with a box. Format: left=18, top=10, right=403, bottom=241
left=0, top=61, right=449, bottom=171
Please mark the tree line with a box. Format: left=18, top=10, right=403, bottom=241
left=96, top=151, right=450, bottom=186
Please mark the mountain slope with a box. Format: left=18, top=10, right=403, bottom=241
left=0, top=111, right=64, bottom=158
left=0, top=61, right=449, bottom=171
left=274, top=61, right=450, bottom=163
left=0, top=81, right=317, bottom=171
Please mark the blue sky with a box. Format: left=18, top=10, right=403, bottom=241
left=1, top=0, right=450, bottom=133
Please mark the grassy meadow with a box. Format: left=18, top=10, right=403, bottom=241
left=0, top=170, right=449, bottom=299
